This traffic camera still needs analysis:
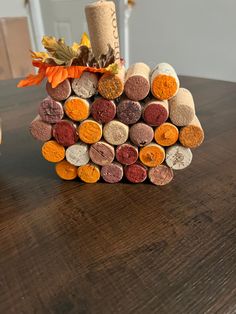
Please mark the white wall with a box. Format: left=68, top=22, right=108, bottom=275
left=0, top=0, right=27, bottom=17
left=128, top=0, right=236, bottom=82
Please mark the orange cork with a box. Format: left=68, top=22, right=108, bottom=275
left=55, top=160, right=77, bottom=180
left=151, top=63, right=179, bottom=100
left=78, top=163, right=100, bottom=183
left=78, top=119, right=102, bottom=144
left=64, top=96, right=90, bottom=122
left=154, top=122, right=179, bottom=146
left=41, top=140, right=65, bottom=163
left=139, top=143, right=165, bottom=167
left=98, top=64, right=125, bottom=100
left=179, top=116, right=204, bottom=148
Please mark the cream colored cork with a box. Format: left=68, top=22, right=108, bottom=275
left=165, top=144, right=193, bottom=170
left=103, top=120, right=129, bottom=145
left=66, top=143, right=90, bottom=167
left=169, top=88, right=196, bottom=126
left=72, top=72, right=98, bottom=99
left=179, top=115, right=204, bottom=148
left=85, top=0, right=120, bottom=60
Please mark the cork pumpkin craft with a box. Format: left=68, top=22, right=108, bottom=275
left=19, top=0, right=204, bottom=186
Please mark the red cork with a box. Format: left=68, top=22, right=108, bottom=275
left=101, top=162, right=123, bottom=183
left=143, top=100, right=169, bottom=126
left=53, top=120, right=78, bottom=147
left=46, top=79, right=71, bottom=101
left=116, top=143, right=138, bottom=165
left=117, top=99, right=142, bottom=125
left=91, top=98, right=116, bottom=124
left=125, top=163, right=147, bottom=183
left=38, top=96, right=64, bottom=124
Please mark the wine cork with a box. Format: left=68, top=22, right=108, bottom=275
left=85, top=0, right=120, bottom=60
left=117, top=99, right=142, bottom=125
left=129, top=123, right=154, bottom=147
left=169, top=88, right=196, bottom=126
left=29, top=115, right=52, bottom=142
left=101, top=162, right=123, bottom=183
left=42, top=140, right=65, bottom=163
left=53, top=120, right=78, bottom=147
left=124, top=63, right=151, bottom=101
left=72, top=72, right=98, bottom=98
left=125, top=163, right=147, bottom=183
left=38, top=96, right=64, bottom=124
left=142, top=99, right=169, bottom=126
left=165, top=144, right=193, bottom=170
left=151, top=63, right=179, bottom=100
left=55, top=160, right=78, bottom=180
left=78, top=163, right=100, bottom=183
left=89, top=141, right=115, bottom=166
left=66, top=143, right=90, bottom=166
left=116, top=143, right=138, bottom=165
left=98, top=65, right=125, bottom=100
left=78, top=119, right=102, bottom=144
left=64, top=96, right=90, bottom=122
left=179, top=116, right=204, bottom=148
left=154, top=122, right=179, bottom=147
left=103, top=120, right=129, bottom=145
left=139, top=143, right=165, bottom=168
left=148, top=165, right=174, bottom=186
left=91, top=97, right=116, bottom=123
left=46, top=79, right=71, bottom=101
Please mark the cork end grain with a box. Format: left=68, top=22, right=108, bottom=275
left=180, top=125, right=204, bottom=148
left=78, top=120, right=102, bottom=144
left=46, top=79, right=71, bottom=101
left=125, top=163, right=147, bottom=183
left=139, top=144, right=165, bottom=168
left=148, top=165, right=174, bottom=186
left=78, top=164, right=100, bottom=183
left=154, top=123, right=179, bottom=146
left=42, top=140, right=65, bottom=163
left=55, top=160, right=78, bottom=180
left=125, top=75, right=150, bottom=101
left=64, top=97, right=90, bottom=122
left=98, top=74, right=124, bottom=100
left=151, top=74, right=178, bottom=100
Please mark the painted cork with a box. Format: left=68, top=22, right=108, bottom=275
left=151, top=63, right=179, bottom=100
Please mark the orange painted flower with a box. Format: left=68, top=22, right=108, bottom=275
left=17, top=33, right=119, bottom=88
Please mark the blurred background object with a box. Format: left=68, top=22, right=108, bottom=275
left=0, top=0, right=235, bottom=81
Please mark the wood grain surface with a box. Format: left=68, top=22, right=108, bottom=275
left=0, top=77, right=236, bottom=314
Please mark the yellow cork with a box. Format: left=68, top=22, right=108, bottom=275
left=78, top=120, right=102, bottom=144
left=41, top=140, right=65, bottom=163
left=139, top=143, right=165, bottom=167
left=78, top=164, right=100, bottom=183
left=55, top=160, right=77, bottom=180
left=154, top=122, right=179, bottom=146
left=64, top=96, right=90, bottom=122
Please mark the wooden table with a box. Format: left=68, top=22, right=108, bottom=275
left=0, top=77, right=236, bottom=314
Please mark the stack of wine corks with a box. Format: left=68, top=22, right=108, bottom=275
left=29, top=0, right=204, bottom=186
left=30, top=61, right=204, bottom=186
